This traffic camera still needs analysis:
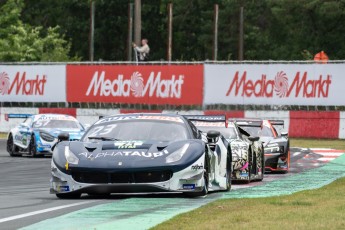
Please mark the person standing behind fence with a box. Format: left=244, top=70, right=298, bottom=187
left=132, top=39, right=150, bottom=61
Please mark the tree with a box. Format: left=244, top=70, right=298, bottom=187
left=0, top=0, right=75, bottom=61
left=14, top=0, right=345, bottom=61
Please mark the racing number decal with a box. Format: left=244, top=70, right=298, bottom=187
left=35, top=120, right=50, bottom=127
left=88, top=124, right=117, bottom=137
left=99, top=124, right=117, bottom=135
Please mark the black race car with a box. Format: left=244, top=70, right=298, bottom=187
left=50, top=113, right=232, bottom=198
left=185, top=115, right=264, bottom=182
left=234, top=118, right=290, bottom=173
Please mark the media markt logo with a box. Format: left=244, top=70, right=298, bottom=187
left=86, top=71, right=185, bottom=98
left=0, top=72, right=10, bottom=95
left=0, top=71, right=47, bottom=95
left=226, top=71, right=331, bottom=98
left=274, top=71, right=289, bottom=98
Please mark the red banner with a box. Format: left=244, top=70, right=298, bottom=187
left=66, top=65, right=203, bottom=105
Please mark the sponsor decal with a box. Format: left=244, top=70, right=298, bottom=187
left=14, top=135, right=23, bottom=141
left=0, top=71, right=47, bottom=95
left=15, top=134, right=28, bottom=145
left=95, top=115, right=184, bottom=125
left=37, top=143, right=51, bottom=148
left=191, top=164, right=204, bottom=170
left=67, top=65, right=203, bottom=105
left=78, top=149, right=170, bottom=159
left=86, top=71, right=184, bottom=99
left=240, top=172, right=249, bottom=177
left=58, top=185, right=70, bottom=192
left=114, top=141, right=144, bottom=149
left=226, top=71, right=332, bottom=98
left=183, top=184, right=195, bottom=190
left=138, top=115, right=184, bottom=123
left=193, top=121, right=224, bottom=127
left=34, top=115, right=76, bottom=122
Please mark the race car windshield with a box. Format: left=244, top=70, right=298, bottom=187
left=83, top=120, right=189, bottom=142
left=240, top=126, right=274, bottom=137
left=33, top=120, right=81, bottom=129
left=197, top=126, right=238, bottom=139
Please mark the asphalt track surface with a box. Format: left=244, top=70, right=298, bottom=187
left=0, top=139, right=341, bottom=230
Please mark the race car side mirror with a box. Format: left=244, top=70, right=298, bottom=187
left=281, top=132, right=288, bottom=137
left=248, top=136, right=260, bottom=142
left=207, top=130, right=221, bottom=144
left=58, top=133, right=70, bottom=142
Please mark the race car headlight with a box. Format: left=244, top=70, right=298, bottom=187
left=40, top=131, right=55, bottom=142
left=64, top=146, right=79, bottom=165
left=166, top=143, right=189, bottom=163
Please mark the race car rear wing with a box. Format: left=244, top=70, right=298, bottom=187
left=4, top=114, right=32, bottom=120
left=229, top=118, right=262, bottom=127
left=184, top=115, right=226, bottom=122
left=268, top=119, right=284, bottom=127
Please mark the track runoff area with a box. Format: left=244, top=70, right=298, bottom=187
left=0, top=139, right=343, bottom=230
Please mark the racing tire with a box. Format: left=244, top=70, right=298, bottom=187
left=29, top=135, right=38, bottom=157
left=56, top=193, right=81, bottom=199
left=225, top=149, right=232, bottom=191
left=7, top=134, right=19, bottom=157
left=258, top=146, right=265, bottom=181
left=245, top=148, right=253, bottom=184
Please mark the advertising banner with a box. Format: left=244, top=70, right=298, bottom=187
left=0, top=65, right=66, bottom=102
left=204, top=64, right=343, bottom=106
left=66, top=65, right=203, bottom=105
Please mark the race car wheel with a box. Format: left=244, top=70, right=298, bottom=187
left=7, top=134, right=19, bottom=157
left=225, top=148, right=232, bottom=191
left=246, top=148, right=253, bottom=184
left=56, top=193, right=81, bottom=199
left=259, top=146, right=265, bottom=181
left=29, top=135, right=38, bottom=157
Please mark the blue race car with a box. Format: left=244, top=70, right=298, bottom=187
left=7, top=114, right=85, bottom=157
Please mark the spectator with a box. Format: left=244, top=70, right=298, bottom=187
left=132, top=39, right=150, bottom=61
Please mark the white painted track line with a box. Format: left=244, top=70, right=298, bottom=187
left=0, top=201, right=95, bottom=224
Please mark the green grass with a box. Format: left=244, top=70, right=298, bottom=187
left=152, top=138, right=345, bottom=230
left=0, top=133, right=7, bottom=139
left=153, top=177, right=345, bottom=230
left=290, top=138, right=345, bottom=150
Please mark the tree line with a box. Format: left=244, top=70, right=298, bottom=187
left=1, top=0, right=344, bottom=62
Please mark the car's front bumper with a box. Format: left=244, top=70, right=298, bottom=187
left=50, top=155, right=206, bottom=195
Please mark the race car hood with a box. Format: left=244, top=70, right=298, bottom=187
left=53, top=139, right=205, bottom=173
